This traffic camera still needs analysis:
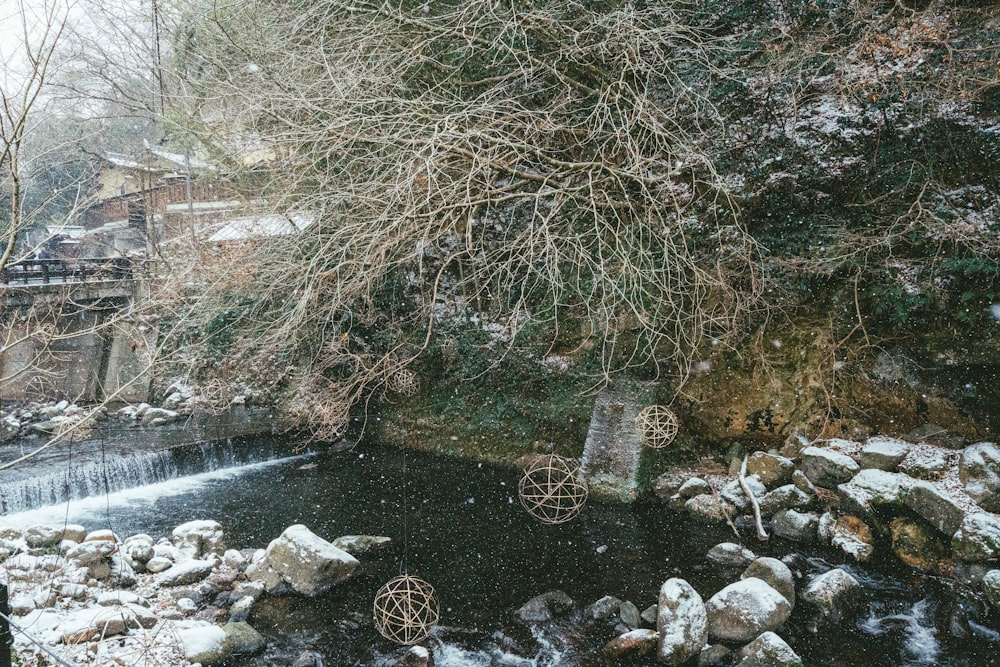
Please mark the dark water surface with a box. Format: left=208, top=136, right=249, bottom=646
left=10, top=441, right=1000, bottom=666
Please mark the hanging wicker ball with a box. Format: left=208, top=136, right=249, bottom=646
left=388, top=369, right=420, bottom=397
left=373, top=574, right=440, bottom=645
left=518, top=454, right=589, bottom=524
left=635, top=404, right=678, bottom=449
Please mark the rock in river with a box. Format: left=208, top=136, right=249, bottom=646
left=705, top=578, right=791, bottom=643
left=246, top=524, right=359, bottom=596
left=657, top=578, right=707, bottom=665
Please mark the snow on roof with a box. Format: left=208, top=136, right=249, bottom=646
left=206, top=212, right=315, bottom=242
left=103, top=152, right=148, bottom=170
left=147, top=147, right=216, bottom=171
left=46, top=225, right=86, bottom=239
left=103, top=147, right=217, bottom=173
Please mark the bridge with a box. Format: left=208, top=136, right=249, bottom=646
left=1, top=257, right=151, bottom=404
left=0, top=257, right=134, bottom=287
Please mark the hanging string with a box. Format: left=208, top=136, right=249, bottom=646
left=0, top=610, right=77, bottom=667
left=400, top=443, right=408, bottom=575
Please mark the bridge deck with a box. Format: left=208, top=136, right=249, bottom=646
left=0, top=258, right=134, bottom=287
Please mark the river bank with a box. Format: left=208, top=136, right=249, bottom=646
left=2, top=440, right=999, bottom=666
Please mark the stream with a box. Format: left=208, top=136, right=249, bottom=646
left=5, top=439, right=1000, bottom=666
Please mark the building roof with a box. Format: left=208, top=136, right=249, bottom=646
left=205, top=212, right=315, bottom=242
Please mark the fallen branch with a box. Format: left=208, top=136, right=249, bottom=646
left=740, top=454, right=769, bottom=541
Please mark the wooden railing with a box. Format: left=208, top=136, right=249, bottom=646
left=0, top=258, right=134, bottom=286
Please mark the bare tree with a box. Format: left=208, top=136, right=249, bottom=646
left=163, top=0, right=765, bottom=438
left=0, top=0, right=72, bottom=271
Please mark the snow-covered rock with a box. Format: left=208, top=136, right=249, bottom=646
left=951, top=513, right=1000, bottom=562
left=735, top=631, right=803, bottom=667
left=759, top=484, right=812, bottom=517
left=656, top=578, right=707, bottom=665
left=742, top=558, right=795, bottom=609
left=246, top=525, right=358, bottom=596
left=173, top=519, right=226, bottom=559
left=24, top=524, right=63, bottom=548
left=720, top=476, right=767, bottom=512
left=771, top=510, right=818, bottom=542
left=801, top=568, right=861, bottom=622
left=707, top=542, right=756, bottom=568
left=800, top=447, right=860, bottom=487
left=746, top=452, right=795, bottom=488
left=830, top=515, right=875, bottom=562
left=959, top=442, right=1000, bottom=512
left=685, top=494, right=736, bottom=524
left=905, top=481, right=967, bottom=537
left=155, top=558, right=214, bottom=587
left=174, top=621, right=228, bottom=664
left=860, top=437, right=911, bottom=471
left=603, top=629, right=658, bottom=659
left=65, top=539, right=117, bottom=566
left=705, top=578, right=791, bottom=643
left=677, top=477, right=712, bottom=498
left=983, top=570, right=1000, bottom=612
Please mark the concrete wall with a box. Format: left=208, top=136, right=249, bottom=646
left=0, top=282, right=150, bottom=403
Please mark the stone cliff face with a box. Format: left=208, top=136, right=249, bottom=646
left=376, top=1, right=999, bottom=460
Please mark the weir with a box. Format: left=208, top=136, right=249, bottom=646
left=0, top=411, right=305, bottom=514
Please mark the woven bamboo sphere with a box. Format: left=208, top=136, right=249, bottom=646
left=373, top=574, right=439, bottom=645
left=388, top=369, right=420, bottom=397
left=635, top=404, right=678, bottom=449
left=518, top=454, right=589, bottom=524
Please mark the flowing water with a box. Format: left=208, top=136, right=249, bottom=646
left=4, top=438, right=1000, bottom=666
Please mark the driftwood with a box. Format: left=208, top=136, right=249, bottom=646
left=740, top=455, right=769, bottom=541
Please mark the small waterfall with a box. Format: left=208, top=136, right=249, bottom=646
left=0, top=436, right=303, bottom=515
left=860, top=599, right=941, bottom=666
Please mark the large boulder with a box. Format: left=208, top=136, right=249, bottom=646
left=517, top=591, right=574, bottom=623
left=706, top=543, right=756, bottom=568
left=685, top=494, right=737, bottom=524
left=156, top=559, right=215, bottom=587
left=742, top=558, right=795, bottom=609
left=800, top=447, right=860, bottom=487
left=172, top=520, right=226, bottom=559
left=983, top=570, right=1000, bottom=612
left=830, top=515, right=875, bottom=562
left=759, top=485, right=812, bottom=518
left=247, top=524, right=359, bottom=596
left=735, top=631, right=803, bottom=667
left=905, top=482, right=968, bottom=537
left=656, top=578, right=707, bottom=665
left=705, top=578, right=791, bottom=643
left=603, top=629, right=657, bottom=659
left=860, top=437, right=911, bottom=471
left=746, top=452, right=795, bottom=488
left=959, top=442, right=1000, bottom=512
left=889, top=517, right=948, bottom=571
left=771, top=510, right=818, bottom=543
left=800, top=568, right=861, bottom=623
left=951, top=513, right=1000, bottom=562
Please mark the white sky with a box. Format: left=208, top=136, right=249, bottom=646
left=0, top=0, right=79, bottom=87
